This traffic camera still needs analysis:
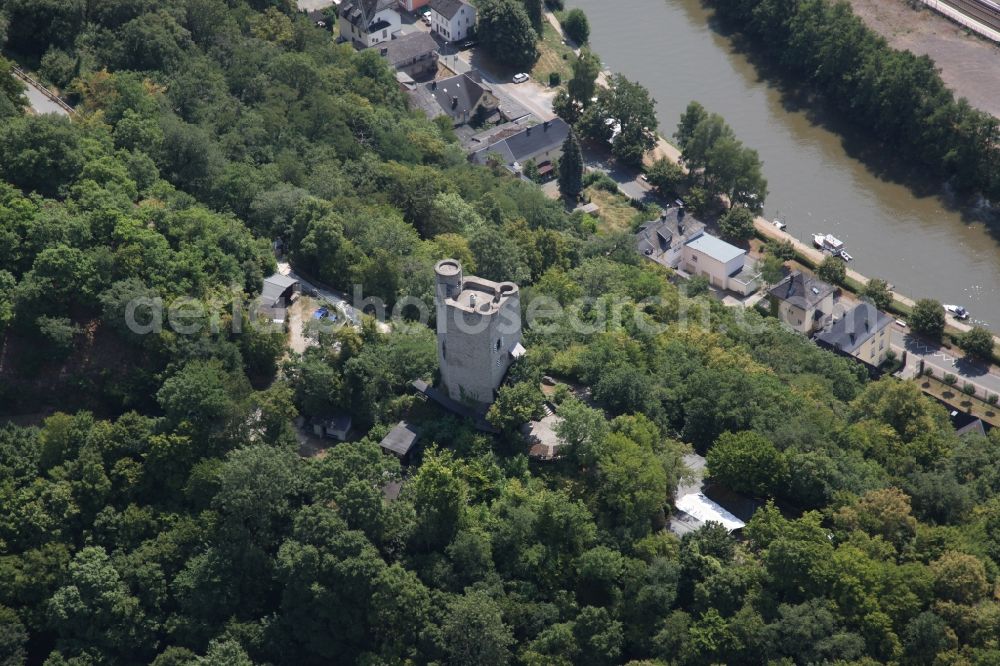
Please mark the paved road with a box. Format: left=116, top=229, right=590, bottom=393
left=453, top=49, right=557, bottom=121
left=23, top=80, right=68, bottom=116
left=891, top=327, right=1000, bottom=399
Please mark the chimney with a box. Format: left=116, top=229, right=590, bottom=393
left=543, top=120, right=550, bottom=131
left=431, top=81, right=437, bottom=90
left=526, top=126, right=532, bottom=136
left=470, top=293, right=477, bottom=307
left=452, top=96, right=458, bottom=109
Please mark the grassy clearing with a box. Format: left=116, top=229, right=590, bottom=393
left=584, top=187, right=647, bottom=235
left=531, top=20, right=574, bottom=84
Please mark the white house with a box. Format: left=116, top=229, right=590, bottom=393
left=681, top=233, right=759, bottom=296
left=339, top=0, right=401, bottom=48
left=428, top=0, right=476, bottom=42
left=636, top=207, right=759, bottom=296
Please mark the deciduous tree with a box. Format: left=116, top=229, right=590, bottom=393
left=959, top=326, right=994, bottom=360
left=478, top=0, right=539, bottom=72
left=562, top=9, right=590, bottom=44
left=719, top=206, right=755, bottom=244
left=706, top=431, right=787, bottom=497
left=911, top=298, right=945, bottom=340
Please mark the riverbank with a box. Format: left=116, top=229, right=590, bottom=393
left=848, top=0, right=1000, bottom=119
left=569, top=0, right=1000, bottom=328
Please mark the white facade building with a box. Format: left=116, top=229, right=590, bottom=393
left=339, top=0, right=401, bottom=48
left=429, top=0, right=476, bottom=42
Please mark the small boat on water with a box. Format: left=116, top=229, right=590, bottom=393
left=944, top=304, right=970, bottom=320
left=839, top=250, right=853, bottom=262
left=813, top=233, right=844, bottom=252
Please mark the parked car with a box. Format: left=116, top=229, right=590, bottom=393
left=421, top=14, right=431, bottom=25
left=512, top=72, right=530, bottom=84
left=772, top=219, right=786, bottom=231
left=458, top=39, right=477, bottom=50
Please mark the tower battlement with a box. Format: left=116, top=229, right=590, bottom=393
left=434, top=259, right=523, bottom=409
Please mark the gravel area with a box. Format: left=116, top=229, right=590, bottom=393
left=849, top=0, right=1000, bottom=118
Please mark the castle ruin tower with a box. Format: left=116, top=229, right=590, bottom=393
left=434, top=259, right=523, bottom=409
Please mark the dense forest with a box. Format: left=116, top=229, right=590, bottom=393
left=709, top=0, right=1000, bottom=203
left=2, top=1, right=1000, bottom=664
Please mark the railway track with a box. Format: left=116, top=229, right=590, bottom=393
left=943, top=0, right=1000, bottom=32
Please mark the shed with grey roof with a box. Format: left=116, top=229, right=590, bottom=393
left=379, top=421, right=420, bottom=459
left=260, top=273, right=300, bottom=323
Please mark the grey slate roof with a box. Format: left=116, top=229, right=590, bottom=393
left=262, top=274, right=298, bottom=307
left=376, top=32, right=439, bottom=67
left=469, top=118, right=570, bottom=166
left=429, top=0, right=469, bottom=19
left=340, top=0, right=396, bottom=28
left=379, top=421, right=420, bottom=457
left=768, top=270, right=834, bottom=309
left=814, top=302, right=892, bottom=354
left=635, top=207, right=705, bottom=265
left=432, top=74, right=484, bottom=118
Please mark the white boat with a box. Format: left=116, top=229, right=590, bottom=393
left=839, top=250, right=853, bottom=262
left=773, top=219, right=786, bottom=231
left=813, top=233, right=845, bottom=252
left=944, top=304, right=970, bottom=320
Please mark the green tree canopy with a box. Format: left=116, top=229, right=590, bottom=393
left=478, top=0, right=539, bottom=72
left=558, top=130, right=584, bottom=201
left=911, top=298, right=945, bottom=340
left=562, top=9, right=590, bottom=44
left=706, top=431, right=788, bottom=497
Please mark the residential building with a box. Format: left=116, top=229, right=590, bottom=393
left=636, top=207, right=706, bottom=269
left=374, top=31, right=439, bottom=78
left=408, top=72, right=499, bottom=126
left=469, top=118, right=570, bottom=176
left=635, top=207, right=759, bottom=295
left=379, top=420, right=420, bottom=460
left=768, top=270, right=835, bottom=334
left=310, top=413, right=353, bottom=442
left=338, top=0, right=401, bottom=48
left=814, top=302, right=893, bottom=368
left=259, top=273, right=300, bottom=323
left=681, top=233, right=759, bottom=296
left=429, top=0, right=476, bottom=42
left=434, top=259, right=524, bottom=409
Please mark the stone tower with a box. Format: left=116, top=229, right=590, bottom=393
left=434, top=259, right=523, bottom=409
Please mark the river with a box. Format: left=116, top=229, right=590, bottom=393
left=569, top=0, right=1000, bottom=327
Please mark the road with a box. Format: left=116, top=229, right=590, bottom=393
left=21, top=78, right=69, bottom=116
left=452, top=49, right=557, bottom=121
